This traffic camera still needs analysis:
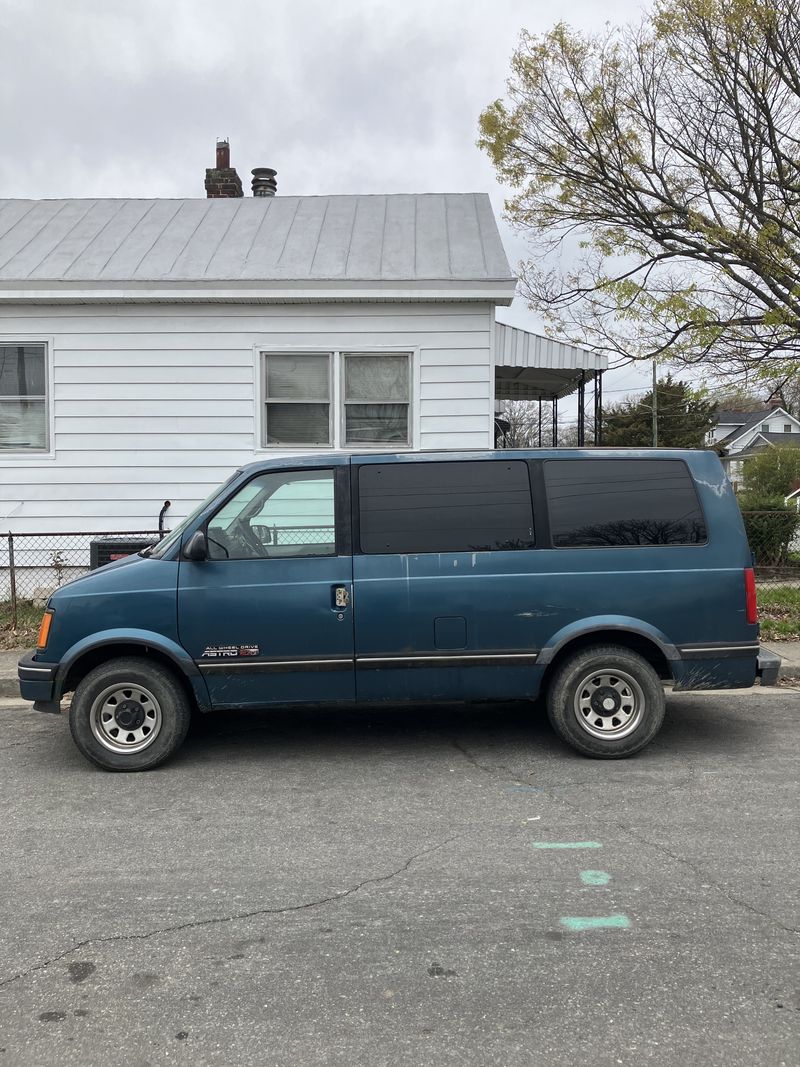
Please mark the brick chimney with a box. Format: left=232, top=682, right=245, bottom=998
left=766, top=390, right=785, bottom=409
left=205, top=139, right=243, bottom=198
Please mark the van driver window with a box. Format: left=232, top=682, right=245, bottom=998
left=206, top=469, right=336, bottom=560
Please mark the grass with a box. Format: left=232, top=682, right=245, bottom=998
left=0, top=600, right=43, bottom=651
left=758, top=586, right=800, bottom=641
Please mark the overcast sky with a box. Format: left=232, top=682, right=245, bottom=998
left=1, top=0, right=657, bottom=413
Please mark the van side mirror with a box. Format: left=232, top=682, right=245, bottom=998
left=184, top=530, right=208, bottom=561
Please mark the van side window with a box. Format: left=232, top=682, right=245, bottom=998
left=207, top=469, right=336, bottom=560
left=358, top=460, right=534, bottom=554
left=544, top=459, right=707, bottom=547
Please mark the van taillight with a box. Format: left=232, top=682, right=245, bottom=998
left=744, top=567, right=758, bottom=624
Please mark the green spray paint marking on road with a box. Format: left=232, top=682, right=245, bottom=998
left=531, top=841, right=602, bottom=850
left=580, top=870, right=611, bottom=885
left=559, top=914, right=630, bottom=931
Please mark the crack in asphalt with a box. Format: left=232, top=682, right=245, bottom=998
left=449, top=737, right=530, bottom=786
left=0, top=738, right=48, bottom=753
left=0, top=834, right=462, bottom=991
left=449, top=735, right=799, bottom=938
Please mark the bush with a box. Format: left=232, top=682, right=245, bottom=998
left=741, top=445, right=800, bottom=498
left=738, top=496, right=800, bottom=566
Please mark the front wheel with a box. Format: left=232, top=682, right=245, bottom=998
left=69, top=657, right=192, bottom=771
left=546, top=645, right=666, bottom=758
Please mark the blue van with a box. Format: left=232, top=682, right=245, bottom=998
left=18, top=449, right=779, bottom=770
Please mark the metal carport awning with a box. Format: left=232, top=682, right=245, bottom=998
left=494, top=322, right=608, bottom=445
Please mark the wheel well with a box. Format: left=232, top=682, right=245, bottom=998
left=540, top=631, right=672, bottom=691
left=61, top=644, right=194, bottom=705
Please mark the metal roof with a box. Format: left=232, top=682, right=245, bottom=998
left=0, top=195, right=515, bottom=302
left=494, top=322, right=607, bottom=400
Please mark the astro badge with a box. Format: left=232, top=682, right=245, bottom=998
left=201, top=645, right=260, bottom=659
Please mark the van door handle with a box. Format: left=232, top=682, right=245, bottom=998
left=333, top=585, right=350, bottom=610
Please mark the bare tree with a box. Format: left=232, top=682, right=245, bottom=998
left=479, top=0, right=800, bottom=380
left=497, top=400, right=553, bottom=447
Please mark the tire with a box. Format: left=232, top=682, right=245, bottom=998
left=545, top=644, right=665, bottom=759
left=69, top=657, right=192, bottom=772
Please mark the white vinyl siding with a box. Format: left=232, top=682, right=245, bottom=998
left=0, top=302, right=493, bottom=533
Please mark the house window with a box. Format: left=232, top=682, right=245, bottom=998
left=0, top=344, right=48, bottom=451
left=785, top=424, right=792, bottom=433
left=343, top=353, right=410, bottom=446
left=762, top=423, right=770, bottom=432
left=264, top=353, right=332, bottom=446
left=262, top=351, right=412, bottom=448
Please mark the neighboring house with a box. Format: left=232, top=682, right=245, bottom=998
left=709, top=401, right=800, bottom=487
left=786, top=487, right=800, bottom=552
left=0, top=145, right=606, bottom=537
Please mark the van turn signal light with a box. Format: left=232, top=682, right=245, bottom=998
left=37, top=610, right=53, bottom=651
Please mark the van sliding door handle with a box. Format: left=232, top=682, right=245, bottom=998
left=333, top=585, right=350, bottom=610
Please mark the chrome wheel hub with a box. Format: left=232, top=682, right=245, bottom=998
left=89, top=683, right=163, bottom=754
left=573, top=669, right=645, bottom=740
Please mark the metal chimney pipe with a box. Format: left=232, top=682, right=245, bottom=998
left=251, top=167, right=277, bottom=197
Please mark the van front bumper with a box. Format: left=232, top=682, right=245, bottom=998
left=756, top=648, right=781, bottom=687
left=18, top=651, right=61, bottom=712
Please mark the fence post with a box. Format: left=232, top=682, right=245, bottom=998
left=7, top=532, right=17, bottom=631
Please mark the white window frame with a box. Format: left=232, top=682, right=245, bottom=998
left=256, top=347, right=418, bottom=451
left=0, top=338, right=54, bottom=459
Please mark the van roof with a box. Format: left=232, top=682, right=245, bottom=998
left=238, top=447, right=717, bottom=475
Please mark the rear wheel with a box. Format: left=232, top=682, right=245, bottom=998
left=546, top=645, right=665, bottom=758
left=69, top=657, right=191, bottom=771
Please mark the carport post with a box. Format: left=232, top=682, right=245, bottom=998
left=538, top=398, right=542, bottom=447
left=594, top=370, right=603, bottom=445
left=577, top=370, right=586, bottom=446
left=552, top=398, right=558, bottom=446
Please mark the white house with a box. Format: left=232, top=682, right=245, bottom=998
left=0, top=156, right=605, bottom=546
left=709, top=400, right=800, bottom=486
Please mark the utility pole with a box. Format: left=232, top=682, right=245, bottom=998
left=652, top=357, right=658, bottom=447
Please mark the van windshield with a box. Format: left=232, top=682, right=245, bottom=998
left=146, top=472, right=242, bottom=560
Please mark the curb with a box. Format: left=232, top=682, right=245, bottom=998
left=0, top=676, right=21, bottom=699
left=0, top=679, right=20, bottom=699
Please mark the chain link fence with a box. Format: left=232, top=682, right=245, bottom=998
left=741, top=510, right=800, bottom=586
left=1, top=532, right=160, bottom=630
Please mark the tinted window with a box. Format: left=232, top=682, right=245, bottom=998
left=544, top=459, right=707, bottom=547
left=359, top=460, right=534, bottom=554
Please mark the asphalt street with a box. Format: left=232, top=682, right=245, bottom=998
left=0, top=688, right=798, bottom=1067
